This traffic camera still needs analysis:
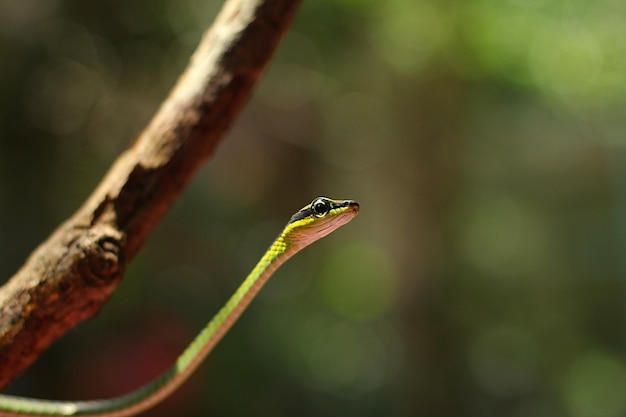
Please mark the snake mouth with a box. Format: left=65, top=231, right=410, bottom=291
left=335, top=200, right=359, bottom=217
left=344, top=200, right=359, bottom=213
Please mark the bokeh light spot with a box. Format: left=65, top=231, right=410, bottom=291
left=529, top=28, right=604, bottom=104
left=468, top=325, right=539, bottom=397
left=372, top=0, right=450, bottom=74
left=24, top=59, right=101, bottom=135
left=308, top=322, right=388, bottom=396
left=259, top=31, right=325, bottom=110
left=459, top=192, right=550, bottom=279
left=562, top=351, right=626, bottom=417
left=317, top=241, right=396, bottom=321
left=320, top=92, right=392, bottom=171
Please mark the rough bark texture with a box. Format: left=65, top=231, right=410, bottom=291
left=0, top=0, right=301, bottom=388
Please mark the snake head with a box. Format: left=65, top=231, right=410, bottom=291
left=284, top=197, right=359, bottom=250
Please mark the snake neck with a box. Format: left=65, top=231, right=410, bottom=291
left=250, top=233, right=298, bottom=284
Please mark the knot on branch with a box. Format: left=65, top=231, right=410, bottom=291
left=70, top=226, right=125, bottom=286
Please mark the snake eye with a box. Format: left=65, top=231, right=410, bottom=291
left=311, top=198, right=331, bottom=217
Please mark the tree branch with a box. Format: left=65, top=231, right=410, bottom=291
left=0, top=0, right=301, bottom=388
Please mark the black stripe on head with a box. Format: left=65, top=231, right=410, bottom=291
left=288, top=198, right=357, bottom=224
left=289, top=206, right=314, bottom=224
left=289, top=197, right=332, bottom=224
left=332, top=200, right=355, bottom=210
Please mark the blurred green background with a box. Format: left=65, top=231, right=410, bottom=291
left=2, top=0, right=626, bottom=416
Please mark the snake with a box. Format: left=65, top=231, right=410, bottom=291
left=0, top=197, right=359, bottom=416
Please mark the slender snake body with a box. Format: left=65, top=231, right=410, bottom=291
left=0, top=197, right=359, bottom=416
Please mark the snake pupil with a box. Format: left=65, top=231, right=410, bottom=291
left=312, top=198, right=330, bottom=217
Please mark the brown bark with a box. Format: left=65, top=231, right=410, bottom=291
left=0, top=0, right=301, bottom=388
